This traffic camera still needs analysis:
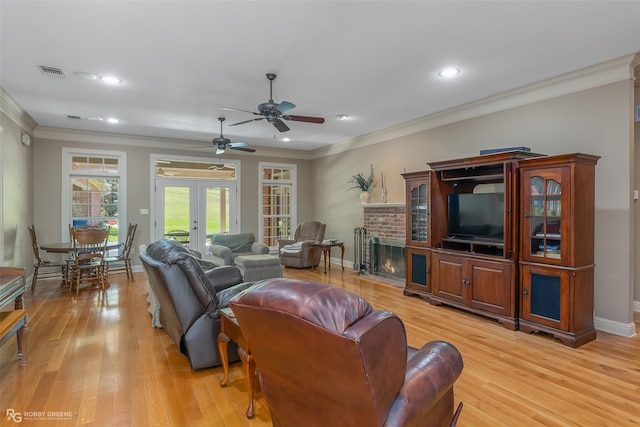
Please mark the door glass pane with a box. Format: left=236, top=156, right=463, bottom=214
left=163, top=186, right=190, bottom=245
left=205, top=187, right=229, bottom=236
left=529, top=176, right=561, bottom=259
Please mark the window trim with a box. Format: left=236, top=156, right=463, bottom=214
left=258, top=162, right=297, bottom=249
left=62, top=147, right=127, bottom=242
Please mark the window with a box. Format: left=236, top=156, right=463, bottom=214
left=62, top=148, right=126, bottom=243
left=259, top=163, right=296, bottom=248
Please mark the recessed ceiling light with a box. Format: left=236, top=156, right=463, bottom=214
left=438, top=68, right=460, bottom=78
left=336, top=115, right=349, bottom=120
left=100, top=75, right=121, bottom=85
left=282, top=137, right=291, bottom=142
left=106, top=117, right=120, bottom=124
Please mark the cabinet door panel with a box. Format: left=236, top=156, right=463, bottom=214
left=521, top=167, right=569, bottom=265
left=468, top=260, right=512, bottom=315
left=433, top=254, right=464, bottom=303
left=406, top=247, right=430, bottom=293
left=521, top=264, right=570, bottom=330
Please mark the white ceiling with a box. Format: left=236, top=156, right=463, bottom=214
left=1, top=1, right=639, bottom=153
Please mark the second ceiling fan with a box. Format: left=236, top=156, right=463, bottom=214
left=224, top=73, right=325, bottom=133
left=211, top=117, right=255, bottom=155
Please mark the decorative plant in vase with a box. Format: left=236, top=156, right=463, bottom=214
left=347, top=164, right=375, bottom=204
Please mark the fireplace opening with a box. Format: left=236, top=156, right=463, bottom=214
left=370, top=237, right=406, bottom=281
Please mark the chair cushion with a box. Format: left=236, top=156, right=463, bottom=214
left=234, top=254, right=280, bottom=268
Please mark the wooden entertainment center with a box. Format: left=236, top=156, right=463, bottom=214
left=402, top=151, right=600, bottom=347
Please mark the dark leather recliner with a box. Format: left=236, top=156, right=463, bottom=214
left=230, top=278, right=464, bottom=427
left=140, top=239, right=254, bottom=369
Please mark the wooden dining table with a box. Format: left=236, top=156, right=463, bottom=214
left=40, top=242, right=121, bottom=254
left=39, top=242, right=122, bottom=290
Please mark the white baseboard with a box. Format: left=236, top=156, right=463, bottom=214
left=634, top=300, right=640, bottom=313
left=594, top=316, right=637, bottom=338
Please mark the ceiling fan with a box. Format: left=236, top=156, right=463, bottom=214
left=210, top=117, right=256, bottom=155
left=223, top=73, right=325, bottom=133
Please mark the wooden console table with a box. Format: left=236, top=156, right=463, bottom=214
left=217, top=307, right=256, bottom=419
left=0, top=267, right=28, bottom=365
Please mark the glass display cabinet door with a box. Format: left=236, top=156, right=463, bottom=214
left=409, top=183, right=428, bottom=244
left=522, top=168, right=567, bottom=264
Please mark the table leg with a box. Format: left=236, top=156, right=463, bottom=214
left=323, top=248, right=329, bottom=273
left=340, top=244, right=345, bottom=270
left=218, top=332, right=230, bottom=386
left=238, top=347, right=256, bottom=419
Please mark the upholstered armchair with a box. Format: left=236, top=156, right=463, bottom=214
left=278, top=221, right=326, bottom=268
left=209, top=232, right=269, bottom=266
left=230, top=278, right=464, bottom=427
left=139, top=239, right=255, bottom=369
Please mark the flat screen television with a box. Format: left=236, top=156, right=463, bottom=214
left=448, top=193, right=504, bottom=240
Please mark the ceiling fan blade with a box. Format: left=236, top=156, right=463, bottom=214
left=229, top=117, right=264, bottom=127
left=275, top=101, right=296, bottom=114
left=221, top=107, right=261, bottom=116
left=285, top=115, right=325, bottom=124
left=229, top=146, right=256, bottom=153
left=272, top=119, right=290, bottom=132
left=228, top=141, right=249, bottom=148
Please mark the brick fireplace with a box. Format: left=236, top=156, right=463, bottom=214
left=362, top=203, right=406, bottom=281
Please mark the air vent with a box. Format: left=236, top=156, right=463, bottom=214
left=66, top=115, right=82, bottom=120
left=38, top=65, right=66, bottom=78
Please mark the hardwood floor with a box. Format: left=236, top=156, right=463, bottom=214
left=1, top=266, right=639, bottom=426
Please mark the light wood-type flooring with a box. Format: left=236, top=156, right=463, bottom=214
left=1, top=265, right=639, bottom=426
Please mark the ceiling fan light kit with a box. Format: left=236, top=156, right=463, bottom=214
left=225, top=73, right=325, bottom=133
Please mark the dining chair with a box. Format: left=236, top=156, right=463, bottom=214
left=27, top=225, right=68, bottom=293
left=69, top=226, right=110, bottom=295
left=105, top=223, right=137, bottom=280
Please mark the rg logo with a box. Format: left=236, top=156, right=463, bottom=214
left=6, top=409, right=22, bottom=422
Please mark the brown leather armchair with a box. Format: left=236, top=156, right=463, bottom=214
left=140, top=239, right=255, bottom=369
left=230, top=278, right=464, bottom=427
left=278, top=221, right=326, bottom=268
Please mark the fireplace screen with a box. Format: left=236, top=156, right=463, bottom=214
left=369, top=237, right=406, bottom=281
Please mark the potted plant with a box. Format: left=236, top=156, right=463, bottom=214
left=347, top=164, right=375, bottom=204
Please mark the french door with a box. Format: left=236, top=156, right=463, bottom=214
left=154, top=178, right=237, bottom=255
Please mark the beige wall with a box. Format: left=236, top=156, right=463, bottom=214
left=313, top=80, right=635, bottom=326
left=31, top=137, right=314, bottom=259
left=1, top=110, right=33, bottom=269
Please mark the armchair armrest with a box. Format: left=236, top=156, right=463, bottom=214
left=217, top=281, right=255, bottom=309
left=386, top=341, right=464, bottom=425
left=278, top=239, right=295, bottom=250
left=204, top=265, right=243, bottom=293
left=209, top=244, right=234, bottom=265
left=251, top=242, right=270, bottom=254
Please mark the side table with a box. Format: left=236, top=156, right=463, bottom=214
left=217, top=307, right=256, bottom=419
left=311, top=241, right=345, bottom=273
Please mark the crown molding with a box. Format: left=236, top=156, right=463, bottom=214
left=310, top=53, right=639, bottom=159
left=33, top=126, right=314, bottom=160
left=0, top=87, right=38, bottom=133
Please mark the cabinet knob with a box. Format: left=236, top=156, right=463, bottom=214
left=523, top=211, right=530, bottom=219
left=523, top=289, right=529, bottom=295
